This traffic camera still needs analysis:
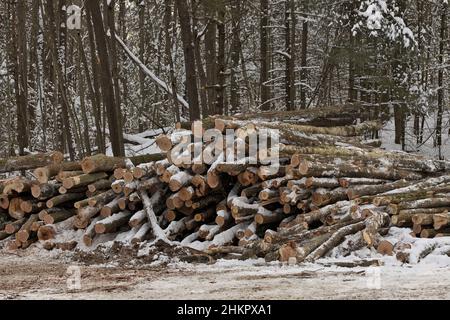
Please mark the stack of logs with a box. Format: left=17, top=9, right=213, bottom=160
left=1, top=105, right=449, bottom=263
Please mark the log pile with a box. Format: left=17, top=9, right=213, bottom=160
left=1, top=106, right=450, bottom=264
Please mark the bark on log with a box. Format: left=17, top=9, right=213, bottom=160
left=433, top=213, right=450, bottom=230
left=95, top=211, right=133, bottom=234
left=100, top=196, right=122, bottom=217
left=81, top=153, right=166, bottom=174
left=209, top=222, right=251, bottom=248
left=169, top=171, right=193, bottom=192
left=34, top=162, right=82, bottom=183
left=0, top=152, right=64, bottom=173
left=77, top=204, right=102, bottom=221
left=304, top=221, right=366, bottom=262
left=56, top=171, right=85, bottom=183
left=88, top=178, right=113, bottom=193
left=40, top=208, right=75, bottom=225
left=62, top=172, right=108, bottom=190
left=129, top=210, right=146, bottom=228
left=412, top=213, right=435, bottom=226
left=132, top=162, right=156, bottom=179
left=391, top=213, right=413, bottom=227
left=339, top=177, right=391, bottom=188
left=83, top=216, right=103, bottom=246
left=389, top=198, right=450, bottom=214
left=131, top=222, right=152, bottom=244
left=312, top=187, right=348, bottom=207
left=347, top=179, right=412, bottom=200
left=362, top=211, right=390, bottom=247
left=298, top=160, right=424, bottom=180
left=31, top=183, right=60, bottom=200
left=279, top=233, right=331, bottom=263
left=5, top=218, right=27, bottom=234
left=46, top=192, right=85, bottom=208
left=255, top=208, right=284, bottom=225
left=87, top=190, right=116, bottom=207
left=16, top=214, right=39, bottom=242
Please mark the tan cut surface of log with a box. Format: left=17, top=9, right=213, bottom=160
left=5, top=218, right=27, bottom=234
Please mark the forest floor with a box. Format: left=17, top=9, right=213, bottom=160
left=1, top=249, right=450, bottom=300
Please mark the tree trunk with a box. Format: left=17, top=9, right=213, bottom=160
left=436, top=2, right=447, bottom=159
left=229, top=1, right=241, bottom=114
left=300, top=2, right=308, bottom=109
left=15, top=0, right=29, bottom=155
left=165, top=0, right=181, bottom=122
left=285, top=0, right=296, bottom=111
left=175, top=0, right=201, bottom=121
left=216, top=8, right=226, bottom=115
left=85, top=0, right=124, bottom=156
left=260, top=0, right=270, bottom=110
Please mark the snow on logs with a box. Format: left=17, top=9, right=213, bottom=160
left=1, top=110, right=450, bottom=263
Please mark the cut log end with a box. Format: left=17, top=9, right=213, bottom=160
left=83, top=235, right=93, bottom=247
left=16, top=230, right=30, bottom=243
left=95, top=224, right=107, bottom=234
left=377, top=240, right=394, bottom=256
left=37, top=225, right=56, bottom=241
left=155, top=135, right=173, bottom=152
left=80, top=159, right=96, bottom=174
left=100, top=207, right=112, bottom=217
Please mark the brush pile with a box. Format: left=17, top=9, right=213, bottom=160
left=1, top=105, right=450, bottom=263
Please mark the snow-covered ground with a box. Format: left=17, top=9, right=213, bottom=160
left=1, top=226, right=449, bottom=299
left=380, top=115, right=450, bottom=159
left=0, top=248, right=449, bottom=300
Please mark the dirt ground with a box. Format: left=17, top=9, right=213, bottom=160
left=1, top=250, right=450, bottom=300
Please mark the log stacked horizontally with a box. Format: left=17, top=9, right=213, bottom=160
left=1, top=106, right=449, bottom=263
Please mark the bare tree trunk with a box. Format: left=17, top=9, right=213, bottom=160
left=175, top=0, right=201, bottom=121
left=300, top=7, right=308, bottom=109
left=85, top=10, right=106, bottom=154
left=86, top=0, right=124, bottom=156
left=138, top=1, right=146, bottom=131
left=230, top=1, right=241, bottom=114
left=260, top=0, right=270, bottom=110
left=77, top=35, right=91, bottom=156
left=436, top=1, right=447, bottom=159
left=285, top=0, right=296, bottom=111
left=216, top=8, right=226, bottom=115
left=105, top=0, right=124, bottom=153
left=192, top=4, right=208, bottom=118
left=165, top=0, right=181, bottom=122
left=205, top=11, right=217, bottom=116
left=15, top=0, right=29, bottom=155
left=56, top=0, right=75, bottom=160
